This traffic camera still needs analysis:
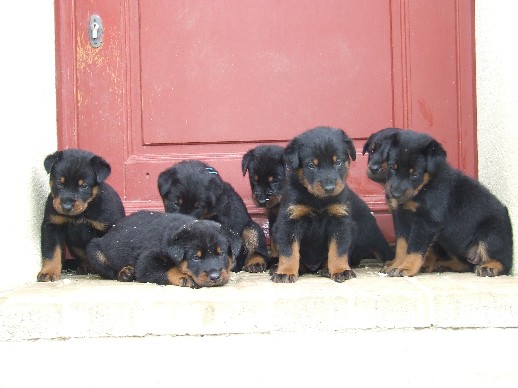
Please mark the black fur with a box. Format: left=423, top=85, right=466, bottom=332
left=158, top=160, right=270, bottom=272
left=241, top=145, right=286, bottom=263
left=87, top=211, right=240, bottom=287
left=381, top=130, right=513, bottom=277
left=272, top=126, right=392, bottom=283
left=38, top=149, right=125, bottom=281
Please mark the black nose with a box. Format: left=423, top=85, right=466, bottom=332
left=369, top=164, right=381, bottom=173
left=61, top=201, right=74, bottom=212
left=322, top=182, right=336, bottom=194
left=257, top=198, right=267, bottom=206
left=208, top=270, right=221, bottom=282
left=390, top=188, right=403, bottom=199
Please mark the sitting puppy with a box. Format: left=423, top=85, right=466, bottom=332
left=38, top=149, right=125, bottom=282
left=158, top=160, right=270, bottom=272
left=363, top=127, right=471, bottom=273
left=87, top=211, right=239, bottom=287
left=381, top=130, right=513, bottom=277
left=272, top=126, right=392, bottom=283
left=241, top=145, right=286, bottom=259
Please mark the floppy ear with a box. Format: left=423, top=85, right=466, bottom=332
left=424, top=139, right=447, bottom=174
left=90, top=155, right=111, bottom=183
left=166, top=227, right=191, bottom=265
left=223, top=227, right=243, bottom=260
left=157, top=169, right=175, bottom=197
left=44, top=151, right=63, bottom=174
left=342, top=132, right=356, bottom=161
left=362, top=135, right=373, bottom=155
left=284, top=138, right=300, bottom=170
left=241, top=149, right=254, bottom=176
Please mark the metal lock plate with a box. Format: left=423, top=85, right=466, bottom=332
left=89, top=15, right=103, bottom=48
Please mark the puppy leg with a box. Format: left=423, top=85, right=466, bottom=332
left=326, top=239, right=356, bottom=283
left=85, top=239, right=119, bottom=280
left=37, top=246, right=63, bottom=282
left=381, top=237, right=408, bottom=273
left=271, top=240, right=300, bottom=283
left=241, top=223, right=269, bottom=273
left=38, top=222, right=64, bottom=282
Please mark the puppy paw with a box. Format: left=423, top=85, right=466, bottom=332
left=180, top=276, right=200, bottom=289
left=37, top=269, right=61, bottom=282
left=243, top=255, right=267, bottom=273
left=117, top=266, right=135, bottom=282
left=475, top=261, right=504, bottom=277
left=329, top=269, right=356, bottom=283
left=271, top=272, right=297, bottom=283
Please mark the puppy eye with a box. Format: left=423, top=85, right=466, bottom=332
left=369, top=145, right=377, bottom=154
left=307, top=162, right=316, bottom=169
left=271, top=178, right=279, bottom=184
left=192, top=254, right=201, bottom=261
left=334, top=160, right=343, bottom=167
left=389, top=164, right=397, bottom=172
left=173, top=201, right=180, bottom=207
left=80, top=183, right=89, bottom=190
left=410, top=170, right=419, bottom=178
left=55, top=180, right=63, bottom=189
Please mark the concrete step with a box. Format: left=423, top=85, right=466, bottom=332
left=1, top=266, right=517, bottom=341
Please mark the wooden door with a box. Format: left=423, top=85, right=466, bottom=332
left=55, top=0, right=476, bottom=243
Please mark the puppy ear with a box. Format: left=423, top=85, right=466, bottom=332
left=44, top=151, right=63, bottom=174
left=241, top=149, right=254, bottom=176
left=90, top=155, right=111, bottom=183
left=424, top=139, right=447, bottom=174
left=157, top=169, right=174, bottom=197
left=284, top=138, right=300, bottom=170
left=342, top=132, right=356, bottom=161
left=362, top=135, right=373, bottom=156
left=224, top=227, right=243, bottom=260
left=166, top=227, right=190, bottom=265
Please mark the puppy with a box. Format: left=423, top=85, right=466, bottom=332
left=38, top=149, right=125, bottom=282
left=158, top=160, right=270, bottom=272
left=381, top=130, right=513, bottom=277
left=241, top=145, right=286, bottom=259
left=272, top=126, right=372, bottom=283
left=87, top=211, right=239, bottom=287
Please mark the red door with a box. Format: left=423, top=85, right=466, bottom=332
left=55, top=0, right=476, bottom=243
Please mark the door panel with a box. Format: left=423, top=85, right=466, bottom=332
left=55, top=0, right=476, bottom=242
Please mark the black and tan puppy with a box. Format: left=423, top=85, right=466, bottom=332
left=363, top=127, right=470, bottom=273
left=272, top=126, right=392, bottom=283
left=38, top=149, right=125, bottom=282
left=158, top=160, right=270, bottom=272
left=87, top=211, right=239, bottom=287
left=381, top=130, right=513, bottom=277
left=241, top=145, right=286, bottom=259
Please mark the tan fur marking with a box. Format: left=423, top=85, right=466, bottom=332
left=276, top=240, right=300, bottom=279
left=382, top=237, right=407, bottom=273
left=394, top=252, right=424, bottom=276
left=242, top=227, right=259, bottom=254
left=476, top=259, right=504, bottom=276
left=327, top=239, right=351, bottom=275
left=79, top=179, right=84, bottom=186
left=166, top=266, right=193, bottom=287
left=287, top=204, right=315, bottom=220
left=313, top=159, right=319, bottom=166
left=244, top=254, right=267, bottom=267
left=434, top=256, right=471, bottom=273
left=326, top=204, right=349, bottom=217
left=96, top=250, right=109, bottom=265
left=268, top=176, right=273, bottom=183
left=403, top=200, right=419, bottom=212
left=37, top=246, right=62, bottom=281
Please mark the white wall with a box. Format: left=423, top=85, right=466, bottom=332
left=0, top=1, right=57, bottom=292
left=476, top=1, right=518, bottom=275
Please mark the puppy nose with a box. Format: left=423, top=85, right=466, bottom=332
left=61, top=201, right=74, bottom=212
left=322, top=182, right=336, bottom=194
left=257, top=198, right=267, bottom=206
left=369, top=164, right=381, bottom=173
left=208, top=269, right=221, bottom=282
left=390, top=188, right=403, bottom=199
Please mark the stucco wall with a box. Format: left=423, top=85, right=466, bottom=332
left=0, top=0, right=57, bottom=292
left=476, top=1, right=518, bottom=275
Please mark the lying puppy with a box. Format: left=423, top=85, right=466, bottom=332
left=87, top=211, right=240, bottom=287
left=38, top=149, right=125, bottom=282
left=158, top=160, right=270, bottom=272
left=272, top=126, right=392, bottom=283
left=241, top=145, right=286, bottom=259
left=381, top=130, right=513, bottom=277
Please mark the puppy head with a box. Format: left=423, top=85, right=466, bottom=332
left=165, top=220, right=241, bottom=287
left=385, top=130, right=447, bottom=205
left=44, top=149, right=111, bottom=216
left=362, top=127, right=401, bottom=183
left=158, top=160, right=223, bottom=219
left=285, top=126, right=356, bottom=198
left=241, top=145, right=286, bottom=209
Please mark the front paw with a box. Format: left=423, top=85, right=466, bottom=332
left=329, top=269, right=356, bottom=283
left=271, top=272, right=297, bottom=283
left=179, top=275, right=200, bottom=289
left=117, top=266, right=135, bottom=282
left=37, top=269, right=61, bottom=282
left=243, top=255, right=267, bottom=273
